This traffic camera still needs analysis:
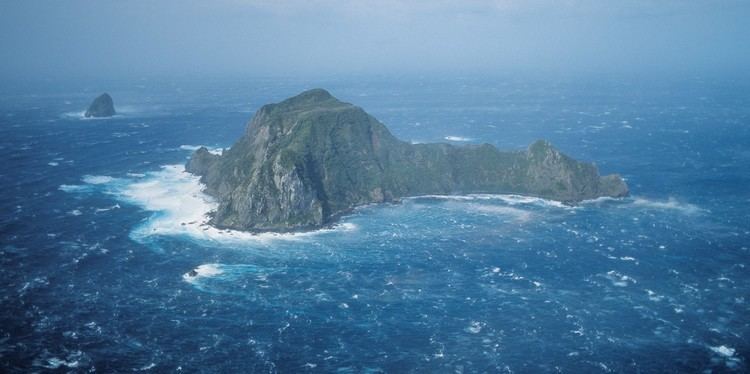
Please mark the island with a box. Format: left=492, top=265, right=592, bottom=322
left=186, top=89, right=628, bottom=232
left=84, top=93, right=116, bottom=118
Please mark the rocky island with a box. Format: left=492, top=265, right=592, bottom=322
left=84, top=93, right=116, bottom=118
left=186, top=89, right=628, bottom=232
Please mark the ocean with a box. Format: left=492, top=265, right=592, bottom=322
left=1, top=74, right=748, bottom=372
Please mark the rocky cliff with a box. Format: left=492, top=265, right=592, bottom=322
left=84, top=93, right=116, bottom=118
left=187, top=89, right=628, bottom=232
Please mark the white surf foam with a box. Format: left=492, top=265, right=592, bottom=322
left=414, top=194, right=475, bottom=201
left=179, top=145, right=225, bottom=155
left=60, top=175, right=123, bottom=194
left=580, top=196, right=622, bottom=205
left=444, top=136, right=472, bottom=142
left=82, top=175, right=116, bottom=185
left=61, top=110, right=86, bottom=119
left=62, top=110, right=124, bottom=121
left=183, top=263, right=223, bottom=282
left=631, top=197, right=704, bottom=214
left=492, top=194, right=570, bottom=209
left=464, top=203, right=532, bottom=222
left=411, top=194, right=570, bottom=209
left=77, top=164, right=359, bottom=245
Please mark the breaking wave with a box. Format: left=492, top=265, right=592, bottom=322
left=59, top=164, right=358, bottom=245
left=410, top=194, right=571, bottom=209
left=179, top=145, right=226, bottom=155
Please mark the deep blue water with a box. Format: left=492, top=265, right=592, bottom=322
left=1, top=75, right=749, bottom=372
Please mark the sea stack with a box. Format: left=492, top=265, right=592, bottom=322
left=84, top=93, right=116, bottom=118
left=187, top=89, right=628, bottom=232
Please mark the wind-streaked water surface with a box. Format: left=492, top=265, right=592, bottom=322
left=1, top=76, right=748, bottom=372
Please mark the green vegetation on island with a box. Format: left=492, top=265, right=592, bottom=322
left=187, top=89, right=628, bottom=232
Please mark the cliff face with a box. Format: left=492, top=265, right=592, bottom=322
left=84, top=93, right=116, bottom=118
left=187, top=89, right=628, bottom=232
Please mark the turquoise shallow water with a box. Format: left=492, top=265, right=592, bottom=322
left=1, top=75, right=749, bottom=372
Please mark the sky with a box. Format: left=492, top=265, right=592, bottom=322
left=1, top=0, right=748, bottom=80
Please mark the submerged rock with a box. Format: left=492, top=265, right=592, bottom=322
left=187, top=88, right=628, bottom=232
left=84, top=93, right=116, bottom=118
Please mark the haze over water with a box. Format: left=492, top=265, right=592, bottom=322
left=1, top=1, right=749, bottom=372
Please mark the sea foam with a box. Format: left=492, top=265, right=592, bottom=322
left=179, top=145, right=225, bottom=155
left=82, top=175, right=116, bottom=185
left=183, top=263, right=224, bottom=282
left=631, top=197, right=704, bottom=215
left=59, top=184, right=92, bottom=193
left=464, top=203, right=532, bottom=222
left=411, top=194, right=570, bottom=209
left=444, top=136, right=472, bottom=142
left=709, top=345, right=735, bottom=357
left=64, top=164, right=357, bottom=245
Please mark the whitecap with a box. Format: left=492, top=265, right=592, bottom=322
left=138, top=363, right=156, bottom=371
left=603, top=270, right=636, bottom=287
left=60, top=175, right=121, bottom=194
left=40, top=357, right=80, bottom=369
left=645, top=289, right=664, bottom=302
left=465, top=321, right=485, bottom=334
left=82, top=175, right=116, bottom=185
left=709, top=345, right=735, bottom=357
left=59, top=184, right=92, bottom=193
left=35, top=350, right=88, bottom=369
left=94, top=204, right=120, bottom=213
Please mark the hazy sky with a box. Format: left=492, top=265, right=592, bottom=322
left=1, top=0, right=748, bottom=79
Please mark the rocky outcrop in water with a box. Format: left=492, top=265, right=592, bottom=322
left=187, top=89, right=628, bottom=232
left=84, top=93, right=116, bottom=118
